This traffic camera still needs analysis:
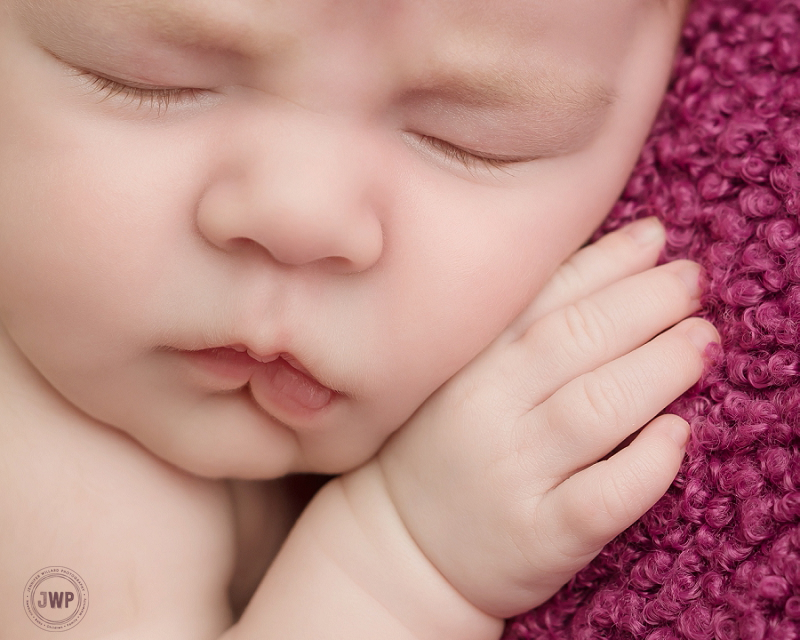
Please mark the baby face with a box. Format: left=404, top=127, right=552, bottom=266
left=0, top=0, right=685, bottom=478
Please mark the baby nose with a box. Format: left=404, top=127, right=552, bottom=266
left=197, top=122, right=385, bottom=273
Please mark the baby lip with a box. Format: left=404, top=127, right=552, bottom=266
left=244, top=349, right=325, bottom=387
left=279, top=352, right=314, bottom=377
left=245, top=349, right=281, bottom=364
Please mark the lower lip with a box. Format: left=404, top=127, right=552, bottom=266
left=186, top=348, right=334, bottom=413
left=250, top=356, right=334, bottom=414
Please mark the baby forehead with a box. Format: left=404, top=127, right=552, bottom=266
left=26, top=0, right=649, bottom=59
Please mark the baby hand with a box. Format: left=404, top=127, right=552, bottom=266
left=373, top=218, right=718, bottom=619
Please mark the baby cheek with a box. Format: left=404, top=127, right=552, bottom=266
left=377, top=200, right=554, bottom=403
left=0, top=124, right=203, bottom=369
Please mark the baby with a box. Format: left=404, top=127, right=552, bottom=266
left=0, top=0, right=718, bottom=638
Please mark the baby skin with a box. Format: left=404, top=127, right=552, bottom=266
left=0, top=0, right=714, bottom=638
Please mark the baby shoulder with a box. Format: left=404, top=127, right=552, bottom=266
left=0, top=411, right=237, bottom=639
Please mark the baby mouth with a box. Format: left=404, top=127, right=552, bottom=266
left=189, top=345, right=335, bottom=413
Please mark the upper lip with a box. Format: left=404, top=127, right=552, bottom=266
left=245, top=348, right=313, bottom=377
left=219, top=343, right=331, bottom=390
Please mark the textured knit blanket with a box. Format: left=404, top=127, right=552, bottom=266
left=505, top=1, right=800, bottom=638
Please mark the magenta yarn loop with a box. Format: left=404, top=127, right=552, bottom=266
left=505, top=1, right=800, bottom=638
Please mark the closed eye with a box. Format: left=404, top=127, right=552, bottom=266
left=71, top=69, right=206, bottom=115
left=416, top=134, right=535, bottom=173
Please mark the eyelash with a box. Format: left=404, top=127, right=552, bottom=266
left=417, top=135, right=522, bottom=172
left=76, top=70, right=203, bottom=114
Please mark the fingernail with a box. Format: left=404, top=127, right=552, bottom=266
left=676, top=261, right=702, bottom=299
left=623, top=217, right=664, bottom=246
left=685, top=321, right=719, bottom=352
left=666, top=418, right=690, bottom=448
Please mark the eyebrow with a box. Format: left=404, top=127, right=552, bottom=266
left=85, top=0, right=293, bottom=57
left=406, top=62, right=615, bottom=126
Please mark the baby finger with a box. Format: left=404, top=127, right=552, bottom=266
left=492, top=260, right=701, bottom=413
left=519, top=317, right=718, bottom=479
left=540, top=413, right=690, bottom=560
left=504, top=217, right=665, bottom=342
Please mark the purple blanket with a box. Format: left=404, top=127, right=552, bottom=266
left=506, top=1, right=800, bottom=638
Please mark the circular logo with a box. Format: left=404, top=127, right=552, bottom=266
left=23, top=567, right=89, bottom=632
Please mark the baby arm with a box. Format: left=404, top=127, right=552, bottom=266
left=223, top=218, right=719, bottom=639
